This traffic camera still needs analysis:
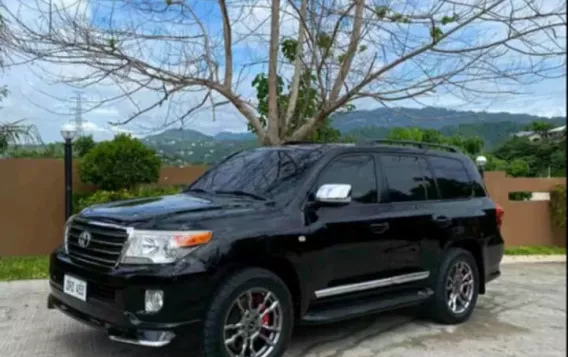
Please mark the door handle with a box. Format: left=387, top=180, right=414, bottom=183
left=433, top=215, right=452, bottom=227
left=370, top=222, right=389, bottom=234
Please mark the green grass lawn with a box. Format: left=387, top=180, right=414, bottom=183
left=503, top=246, right=566, bottom=256
left=0, top=246, right=565, bottom=281
left=0, top=256, right=49, bottom=281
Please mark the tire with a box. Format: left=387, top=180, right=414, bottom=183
left=202, top=268, right=294, bottom=357
left=426, top=248, right=480, bottom=325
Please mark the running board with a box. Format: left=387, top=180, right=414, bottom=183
left=300, top=288, right=433, bottom=325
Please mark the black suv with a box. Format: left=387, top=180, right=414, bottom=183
left=48, top=140, right=504, bottom=357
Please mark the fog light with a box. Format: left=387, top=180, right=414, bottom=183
left=145, top=290, right=164, bottom=313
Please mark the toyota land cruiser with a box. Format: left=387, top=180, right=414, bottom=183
left=47, top=140, right=504, bottom=357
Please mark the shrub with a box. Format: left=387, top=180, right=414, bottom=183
left=74, top=184, right=182, bottom=213
left=74, top=135, right=97, bottom=157
left=550, top=184, right=566, bottom=230
left=79, top=134, right=161, bottom=190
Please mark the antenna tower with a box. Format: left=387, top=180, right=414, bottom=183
left=73, top=91, right=84, bottom=137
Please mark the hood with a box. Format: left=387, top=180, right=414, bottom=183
left=78, top=193, right=267, bottom=222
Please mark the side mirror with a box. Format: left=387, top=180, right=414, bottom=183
left=315, top=184, right=352, bottom=205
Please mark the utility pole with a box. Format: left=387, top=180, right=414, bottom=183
left=73, top=91, right=84, bottom=138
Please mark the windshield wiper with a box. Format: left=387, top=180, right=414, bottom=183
left=213, top=190, right=269, bottom=201
left=184, top=188, right=211, bottom=194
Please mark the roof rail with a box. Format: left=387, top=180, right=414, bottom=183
left=282, top=141, right=318, bottom=145
left=367, top=139, right=461, bottom=153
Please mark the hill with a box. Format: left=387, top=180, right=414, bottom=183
left=214, top=131, right=255, bottom=141
left=141, top=107, right=565, bottom=165
left=330, top=107, right=565, bottom=132
left=143, top=128, right=212, bottom=144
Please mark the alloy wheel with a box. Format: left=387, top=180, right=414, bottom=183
left=445, top=260, right=475, bottom=314
left=223, top=288, right=283, bottom=357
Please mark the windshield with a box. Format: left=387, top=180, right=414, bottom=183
left=187, top=147, right=325, bottom=201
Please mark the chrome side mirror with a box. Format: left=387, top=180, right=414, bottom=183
left=315, top=184, right=352, bottom=204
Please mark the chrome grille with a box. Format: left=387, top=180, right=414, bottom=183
left=66, top=218, right=128, bottom=270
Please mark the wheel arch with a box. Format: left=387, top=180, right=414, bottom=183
left=447, top=239, right=486, bottom=294
left=215, top=254, right=304, bottom=319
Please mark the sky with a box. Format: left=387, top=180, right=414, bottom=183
left=0, top=0, right=566, bottom=143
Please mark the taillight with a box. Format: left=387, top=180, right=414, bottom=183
left=495, top=204, right=504, bottom=228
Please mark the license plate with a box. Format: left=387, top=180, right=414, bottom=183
left=63, top=275, right=87, bottom=301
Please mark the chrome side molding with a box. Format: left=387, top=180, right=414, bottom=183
left=315, top=271, right=430, bottom=299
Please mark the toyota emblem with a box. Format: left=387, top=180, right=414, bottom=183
left=78, top=231, right=92, bottom=248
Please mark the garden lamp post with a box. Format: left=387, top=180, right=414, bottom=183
left=475, top=155, right=488, bottom=178
left=60, top=123, right=77, bottom=220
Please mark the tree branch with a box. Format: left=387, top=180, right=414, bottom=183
left=283, top=0, right=308, bottom=131
left=328, top=0, right=365, bottom=102
left=267, top=0, right=281, bottom=144
left=218, top=0, right=233, bottom=88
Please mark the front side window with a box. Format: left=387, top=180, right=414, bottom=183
left=428, top=156, right=473, bottom=199
left=381, top=155, right=435, bottom=202
left=188, top=148, right=325, bottom=201
left=315, top=154, right=377, bottom=204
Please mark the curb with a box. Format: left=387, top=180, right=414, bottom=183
left=501, top=255, right=566, bottom=264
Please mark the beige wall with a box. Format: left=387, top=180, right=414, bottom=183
left=0, top=159, right=207, bottom=256
left=483, top=171, right=565, bottom=247
left=0, top=159, right=564, bottom=256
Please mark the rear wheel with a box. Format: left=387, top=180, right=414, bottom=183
left=427, top=248, right=479, bottom=324
left=202, top=268, right=294, bottom=357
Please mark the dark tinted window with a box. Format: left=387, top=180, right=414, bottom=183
left=381, top=155, right=434, bottom=202
left=316, top=155, right=377, bottom=203
left=418, top=158, right=438, bottom=200
left=429, top=156, right=473, bottom=199
left=189, top=148, right=325, bottom=200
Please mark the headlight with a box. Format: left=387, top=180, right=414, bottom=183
left=63, top=215, right=76, bottom=254
left=121, top=230, right=212, bottom=264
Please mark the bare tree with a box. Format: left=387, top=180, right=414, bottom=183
left=0, top=0, right=565, bottom=145
left=0, top=14, right=42, bottom=153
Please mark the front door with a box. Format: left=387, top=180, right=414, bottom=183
left=306, top=153, right=390, bottom=291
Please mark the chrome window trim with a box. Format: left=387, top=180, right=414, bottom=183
left=314, top=271, right=430, bottom=299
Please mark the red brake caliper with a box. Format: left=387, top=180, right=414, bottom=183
left=254, top=294, right=271, bottom=326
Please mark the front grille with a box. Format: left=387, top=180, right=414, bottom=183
left=89, top=282, right=117, bottom=302
left=66, top=218, right=129, bottom=270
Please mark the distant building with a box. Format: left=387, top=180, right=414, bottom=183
left=514, top=125, right=566, bottom=143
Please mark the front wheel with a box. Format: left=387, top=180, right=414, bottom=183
left=202, top=268, right=294, bottom=357
left=427, top=248, right=480, bottom=324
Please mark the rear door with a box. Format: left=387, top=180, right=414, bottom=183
left=423, top=155, right=488, bottom=274
left=376, top=153, right=439, bottom=277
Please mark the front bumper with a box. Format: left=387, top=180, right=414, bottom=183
left=48, top=250, right=213, bottom=347
left=47, top=293, right=182, bottom=347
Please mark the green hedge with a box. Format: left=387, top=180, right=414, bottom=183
left=79, top=133, right=161, bottom=190
left=73, top=185, right=183, bottom=213
left=550, top=185, right=566, bottom=230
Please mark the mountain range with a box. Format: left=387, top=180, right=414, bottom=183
left=142, top=107, right=566, bottom=165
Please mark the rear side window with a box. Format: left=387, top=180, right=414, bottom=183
left=380, top=155, right=435, bottom=202
left=428, top=156, right=473, bottom=199
left=316, top=155, right=377, bottom=204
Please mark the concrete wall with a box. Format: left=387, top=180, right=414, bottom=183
left=0, top=159, right=207, bottom=256
left=483, top=171, right=565, bottom=247
left=0, top=159, right=564, bottom=256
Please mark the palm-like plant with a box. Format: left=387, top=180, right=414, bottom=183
left=0, top=87, right=42, bottom=153
left=0, top=119, right=42, bottom=152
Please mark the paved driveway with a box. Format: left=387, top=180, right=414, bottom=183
left=1, top=263, right=565, bottom=357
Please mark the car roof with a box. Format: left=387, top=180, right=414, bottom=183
left=277, top=141, right=467, bottom=160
